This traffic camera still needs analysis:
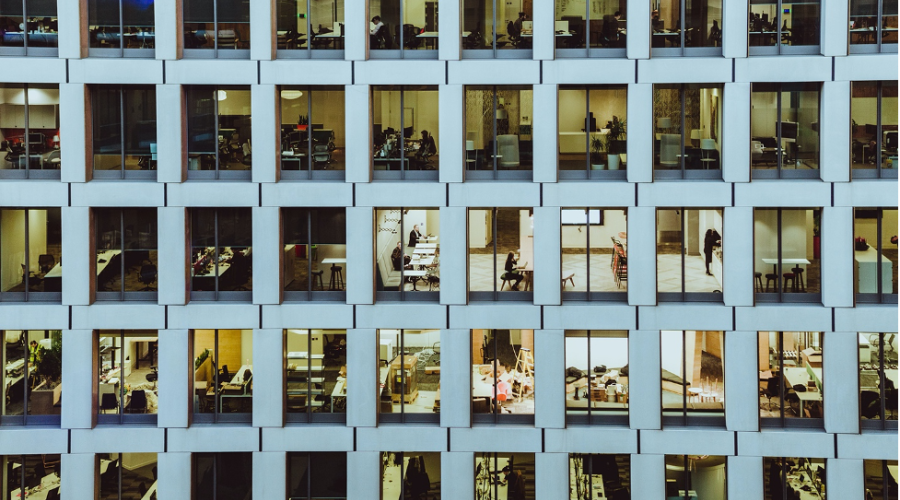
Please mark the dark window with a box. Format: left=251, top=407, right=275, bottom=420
left=570, top=454, right=631, bottom=499
left=0, top=0, right=59, bottom=56
left=186, top=86, right=252, bottom=179
left=850, top=0, right=899, bottom=52
left=183, top=0, right=250, bottom=57
left=288, top=452, right=347, bottom=499
left=88, top=0, right=155, bottom=56
left=94, top=208, right=158, bottom=300
left=749, top=0, right=821, bottom=55
left=190, top=208, right=252, bottom=300
left=193, top=452, right=252, bottom=499
left=561, top=208, right=628, bottom=301
left=91, top=86, right=157, bottom=179
left=0, top=208, right=62, bottom=301
left=285, top=329, right=347, bottom=422
left=0, top=330, right=62, bottom=425
left=0, top=84, right=61, bottom=180
left=657, top=208, right=724, bottom=301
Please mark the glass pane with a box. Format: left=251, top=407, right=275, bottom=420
left=853, top=82, right=881, bottom=169
left=499, top=87, right=532, bottom=170
left=859, top=333, right=899, bottom=421
left=217, top=453, right=253, bottom=498
left=570, top=454, right=630, bottom=500
left=687, top=330, right=724, bottom=414
left=661, top=330, right=686, bottom=414
left=193, top=329, right=217, bottom=414
left=653, top=0, right=682, bottom=48
left=595, top=87, right=627, bottom=171
left=92, top=87, right=123, bottom=171
left=218, top=88, right=251, bottom=171
left=26, top=85, right=61, bottom=171
left=850, top=0, right=878, bottom=44
left=500, top=208, right=531, bottom=293
left=95, top=209, right=123, bottom=292
left=187, top=87, right=217, bottom=170
left=217, top=208, right=252, bottom=292
left=657, top=209, right=683, bottom=293
left=686, top=0, right=722, bottom=47
left=217, top=0, right=250, bottom=49
left=462, top=0, right=492, bottom=49
left=0, top=209, right=26, bottom=293
left=277, top=0, right=308, bottom=49
left=749, top=0, right=778, bottom=47
left=402, top=0, right=436, bottom=50
left=475, top=453, right=535, bottom=500
left=191, top=209, right=217, bottom=292
left=686, top=85, right=722, bottom=171
left=465, top=87, right=495, bottom=171
left=184, top=0, right=215, bottom=49
left=122, top=208, right=157, bottom=292
left=782, top=84, right=820, bottom=170
left=88, top=0, right=121, bottom=48
left=312, top=0, right=344, bottom=49
left=864, top=460, right=899, bottom=500
left=558, top=88, right=589, bottom=170
left=25, top=330, right=61, bottom=416
left=310, top=452, right=347, bottom=498
left=219, top=329, right=253, bottom=414
left=280, top=88, right=311, bottom=171
left=379, top=330, right=440, bottom=414
left=122, top=0, right=154, bottom=48
left=665, top=455, right=727, bottom=499
left=884, top=81, right=899, bottom=171
left=373, top=87, right=403, bottom=170
left=561, top=210, right=588, bottom=292
left=0, top=0, right=25, bottom=48
left=370, top=0, right=399, bottom=50
left=555, top=0, right=585, bottom=49
left=655, top=86, right=682, bottom=170
left=99, top=452, right=158, bottom=499
left=763, top=457, right=825, bottom=500
left=2, top=330, right=25, bottom=416
left=24, top=0, right=57, bottom=47
left=284, top=209, right=311, bottom=292
left=687, top=208, right=723, bottom=293
left=311, top=87, right=345, bottom=171
left=123, top=86, right=156, bottom=171
left=288, top=453, right=311, bottom=498
left=786, top=0, right=820, bottom=46
left=885, top=0, right=899, bottom=45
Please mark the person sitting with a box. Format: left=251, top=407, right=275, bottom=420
left=369, top=16, right=391, bottom=49
left=415, top=130, right=436, bottom=162
left=390, top=242, right=411, bottom=271
left=502, top=251, right=524, bottom=291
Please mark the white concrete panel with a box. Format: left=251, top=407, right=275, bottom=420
left=450, top=427, right=543, bottom=452
left=629, top=330, right=661, bottom=429
left=727, top=456, right=763, bottom=499
left=261, top=183, right=354, bottom=206
left=543, top=427, right=638, bottom=453
left=252, top=207, right=282, bottom=305
left=62, top=330, right=94, bottom=429
left=356, top=426, right=448, bottom=451
left=734, top=181, right=830, bottom=207
left=158, top=207, right=188, bottom=306
left=439, top=84, right=464, bottom=183
left=0, top=181, right=68, bottom=207
left=821, top=81, right=851, bottom=182
left=167, top=304, right=260, bottom=329
left=157, top=452, right=192, bottom=500
left=261, top=304, right=355, bottom=329
left=535, top=329, right=565, bottom=428
left=253, top=329, right=284, bottom=428
left=166, top=426, right=260, bottom=452
left=158, top=329, right=190, bottom=428
left=71, top=304, right=166, bottom=330
left=438, top=0, right=461, bottom=60
left=631, top=454, right=665, bottom=499
left=0, top=58, right=66, bottom=83
left=542, top=59, right=637, bottom=85
left=347, top=452, right=381, bottom=500
left=60, top=453, right=94, bottom=500
left=56, top=0, right=85, bottom=60
left=541, top=182, right=636, bottom=207
left=259, top=60, right=354, bottom=85
left=251, top=84, right=278, bottom=183
left=166, top=182, right=259, bottom=206
left=262, top=426, right=355, bottom=451
left=71, top=427, right=165, bottom=452
left=626, top=206, right=656, bottom=305
left=344, top=0, right=367, bottom=60
left=722, top=82, right=751, bottom=183
left=355, top=305, right=447, bottom=329
left=355, top=61, right=446, bottom=85
left=637, top=58, right=732, bottom=83
left=637, top=182, right=731, bottom=207
left=164, top=60, right=259, bottom=85
left=253, top=452, right=287, bottom=500
left=60, top=84, right=90, bottom=183
left=439, top=206, right=468, bottom=304
left=627, top=83, right=653, bottom=183
left=345, top=85, right=373, bottom=183
left=835, top=54, right=899, bottom=82
left=834, top=306, right=899, bottom=333
left=532, top=84, right=559, bottom=183
left=734, top=57, right=832, bottom=83
left=626, top=0, right=650, bottom=59
left=62, top=207, right=91, bottom=306
left=154, top=0, right=180, bottom=60
left=355, top=183, right=446, bottom=206
left=156, top=84, right=186, bottom=183
left=542, top=304, right=637, bottom=330
left=250, top=0, right=276, bottom=61
left=535, top=453, right=568, bottom=500
left=821, top=0, right=850, bottom=56
left=346, top=206, right=374, bottom=304
left=0, top=428, right=67, bottom=454
left=533, top=207, right=562, bottom=305
left=70, top=182, right=165, bottom=207
left=722, top=0, right=748, bottom=58
left=638, top=304, right=733, bottom=332
left=68, top=59, right=164, bottom=84
left=449, top=305, right=542, bottom=329
left=347, top=328, right=377, bottom=427
left=724, top=207, right=754, bottom=306
left=442, top=452, right=475, bottom=500
left=735, top=305, right=833, bottom=332
left=833, top=181, right=899, bottom=208
left=640, top=429, right=735, bottom=456
left=447, top=61, right=541, bottom=85
left=823, top=331, right=860, bottom=434
left=448, top=182, right=541, bottom=207
left=440, top=329, right=471, bottom=428
left=0, top=304, right=69, bottom=330
left=837, top=432, right=899, bottom=460
left=726, top=331, right=761, bottom=432
left=737, top=431, right=835, bottom=457
left=532, top=0, right=554, bottom=60
left=827, top=459, right=864, bottom=500
left=821, top=207, right=854, bottom=308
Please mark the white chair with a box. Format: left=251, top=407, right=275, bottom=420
left=700, top=139, right=717, bottom=169
left=497, top=134, right=519, bottom=169
left=659, top=133, right=680, bottom=167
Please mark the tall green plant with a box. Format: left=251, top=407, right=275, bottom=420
left=604, top=117, right=627, bottom=154
left=34, top=331, right=62, bottom=386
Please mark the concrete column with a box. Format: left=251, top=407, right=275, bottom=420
left=727, top=456, right=763, bottom=499
left=252, top=207, right=282, bottom=305
left=631, top=454, right=664, bottom=498
left=535, top=453, right=568, bottom=498
left=154, top=0, right=181, bottom=60
left=438, top=0, right=462, bottom=60
left=440, top=206, right=468, bottom=305
left=56, top=0, right=86, bottom=59
left=629, top=330, right=661, bottom=430
left=253, top=329, right=285, bottom=428
left=827, top=459, right=864, bottom=500
left=62, top=207, right=91, bottom=306
left=251, top=84, right=279, bottom=183
left=156, top=84, right=185, bottom=183
left=627, top=206, right=656, bottom=306
left=535, top=329, right=565, bottom=429
left=250, top=0, right=276, bottom=60
left=725, top=331, right=760, bottom=431
left=627, top=83, right=652, bottom=183
left=824, top=331, right=860, bottom=434
left=439, top=84, right=464, bottom=183
left=533, top=207, right=561, bottom=305
left=158, top=207, right=188, bottom=306
left=442, top=452, right=475, bottom=500
left=157, top=452, right=192, bottom=500
left=346, top=207, right=374, bottom=305
left=722, top=0, right=748, bottom=58
left=60, top=84, right=90, bottom=183
left=441, top=329, right=472, bottom=428
left=722, top=83, right=751, bottom=183
left=532, top=0, right=554, bottom=60
left=723, top=206, right=754, bottom=306
left=345, top=85, right=372, bottom=183
left=532, top=84, right=559, bottom=183
left=821, top=206, right=854, bottom=308
left=62, top=330, right=95, bottom=430
left=347, top=329, right=377, bottom=428
left=344, top=0, right=367, bottom=60
left=157, top=329, right=190, bottom=428
left=253, top=451, right=287, bottom=499
left=821, top=81, right=851, bottom=183
left=60, top=453, right=95, bottom=500
left=821, top=0, right=850, bottom=56
left=626, top=0, right=650, bottom=59
left=347, top=452, right=381, bottom=500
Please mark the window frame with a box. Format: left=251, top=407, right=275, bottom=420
left=90, top=86, right=157, bottom=180
left=750, top=83, right=822, bottom=180
left=855, top=208, right=898, bottom=304
left=285, top=329, right=347, bottom=424
left=0, top=330, right=63, bottom=426
left=372, top=86, right=440, bottom=181
left=754, top=208, right=822, bottom=304
left=368, top=0, right=439, bottom=59
left=859, top=332, right=899, bottom=430
left=279, top=86, right=346, bottom=181
left=468, top=207, right=533, bottom=301
left=96, top=330, right=158, bottom=424
left=748, top=0, right=821, bottom=56
left=565, top=330, right=629, bottom=425
left=87, top=0, right=156, bottom=58
left=376, top=208, right=440, bottom=302
left=661, top=330, right=726, bottom=427
left=759, top=331, right=825, bottom=429
left=189, top=208, right=253, bottom=302
left=0, top=84, right=61, bottom=180
left=283, top=208, right=347, bottom=302
left=471, top=329, right=535, bottom=425
left=378, top=329, right=440, bottom=424
left=0, top=208, right=62, bottom=302
left=0, top=0, right=59, bottom=57
left=653, top=83, right=723, bottom=180
left=558, top=85, right=628, bottom=181
left=464, top=86, right=533, bottom=181
left=192, top=329, right=253, bottom=423
left=93, top=208, right=159, bottom=301
left=554, top=1, right=628, bottom=58
left=461, top=2, right=533, bottom=59
left=651, top=0, right=724, bottom=57
left=561, top=209, right=628, bottom=302
left=851, top=81, right=899, bottom=180
left=656, top=207, right=725, bottom=302
left=186, top=86, right=252, bottom=181
left=182, top=0, right=251, bottom=59
left=850, top=0, right=899, bottom=53
left=275, top=0, right=345, bottom=59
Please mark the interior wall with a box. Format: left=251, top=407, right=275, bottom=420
left=660, top=331, right=683, bottom=375
left=565, top=336, right=628, bottom=369
left=468, top=209, right=491, bottom=248
left=855, top=210, right=899, bottom=249
left=692, top=464, right=726, bottom=499
left=750, top=92, right=777, bottom=137
left=1, top=210, right=48, bottom=291
left=561, top=209, right=626, bottom=249
left=217, top=91, right=252, bottom=116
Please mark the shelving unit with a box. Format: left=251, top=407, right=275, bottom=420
left=286, top=352, right=325, bottom=410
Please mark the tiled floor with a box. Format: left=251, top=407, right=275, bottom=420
left=657, top=254, right=722, bottom=293
left=561, top=253, right=626, bottom=292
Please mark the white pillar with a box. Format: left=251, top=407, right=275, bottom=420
left=438, top=0, right=462, bottom=60
left=627, top=83, right=652, bottom=183
left=532, top=0, right=555, bottom=60
left=347, top=329, right=377, bottom=428
left=252, top=207, right=282, bottom=305
left=250, top=0, right=276, bottom=60
left=532, top=84, right=559, bottom=183
left=441, top=329, right=472, bottom=428
left=156, top=85, right=185, bottom=183
left=442, top=452, right=475, bottom=500
left=253, top=451, right=287, bottom=499
left=345, top=85, right=372, bottom=182
left=154, top=0, right=181, bottom=60
left=440, top=206, right=468, bottom=305
left=723, top=206, right=754, bottom=306
left=821, top=206, right=854, bottom=308
left=60, top=453, right=95, bottom=500
left=535, top=329, right=565, bottom=429
left=62, top=330, right=95, bottom=430
left=535, top=453, right=568, bottom=498
left=346, top=207, right=374, bottom=305
left=62, top=207, right=91, bottom=306
left=821, top=0, right=850, bottom=56
left=827, top=459, right=864, bottom=500
left=722, top=0, right=748, bottom=58
left=157, top=452, right=192, bottom=500
left=727, top=456, right=763, bottom=499
left=439, top=84, right=464, bottom=183
left=253, top=329, right=285, bottom=428
left=821, top=81, right=851, bottom=183
left=725, top=331, right=760, bottom=431
left=630, top=454, right=664, bottom=498
left=158, top=330, right=190, bottom=428
left=627, top=206, right=656, bottom=306
left=533, top=207, right=561, bottom=305
left=824, top=331, right=860, bottom=434
left=158, top=207, right=188, bottom=306
left=60, top=84, right=90, bottom=183
left=626, top=0, right=650, bottom=59
left=251, top=84, right=279, bottom=183
left=629, top=330, right=661, bottom=430
left=722, top=83, right=751, bottom=183
left=345, top=0, right=367, bottom=60
left=56, top=0, right=86, bottom=59
left=347, top=452, right=381, bottom=500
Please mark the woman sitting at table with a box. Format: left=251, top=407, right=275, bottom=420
left=502, top=252, right=524, bottom=291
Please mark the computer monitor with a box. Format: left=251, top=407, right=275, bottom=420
left=403, top=126, right=414, bottom=139
left=780, top=121, right=798, bottom=139
left=521, top=21, right=533, bottom=31
left=27, top=132, right=45, bottom=145
left=554, top=20, right=567, bottom=32
left=886, top=131, right=898, bottom=151
left=585, top=112, right=596, bottom=132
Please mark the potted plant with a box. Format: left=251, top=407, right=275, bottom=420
left=604, top=116, right=627, bottom=170
left=30, top=331, right=62, bottom=415
left=590, top=134, right=606, bottom=170
left=297, top=115, right=309, bottom=131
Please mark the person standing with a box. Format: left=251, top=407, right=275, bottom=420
left=704, top=228, right=721, bottom=276
left=602, top=11, right=622, bottom=47
left=502, top=466, right=526, bottom=500
left=408, top=224, right=423, bottom=247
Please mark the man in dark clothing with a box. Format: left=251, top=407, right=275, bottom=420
left=602, top=11, right=622, bottom=47
left=502, top=466, right=526, bottom=500
left=704, top=228, right=721, bottom=276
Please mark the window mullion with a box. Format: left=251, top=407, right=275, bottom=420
left=24, top=211, right=30, bottom=301
left=585, top=208, right=591, bottom=295
left=120, top=89, right=126, bottom=178
left=24, top=84, right=30, bottom=174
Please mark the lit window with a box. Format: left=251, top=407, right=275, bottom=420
left=0, top=84, right=61, bottom=180
left=763, top=457, right=825, bottom=499
left=758, top=331, right=824, bottom=425
left=1, top=455, right=61, bottom=498
left=381, top=452, right=440, bottom=498
left=186, top=86, right=252, bottom=180
left=666, top=455, right=727, bottom=499
left=474, top=453, right=534, bottom=499
left=657, top=208, right=724, bottom=301
left=276, top=0, right=345, bottom=56
left=462, top=2, right=532, bottom=56
left=651, top=0, right=723, bottom=56
left=859, top=332, right=898, bottom=427
left=0, top=330, right=63, bottom=425
left=653, top=84, right=723, bottom=179
left=850, top=0, right=898, bottom=52
left=558, top=86, right=628, bottom=180
left=0, top=0, right=58, bottom=56
left=376, top=208, right=440, bottom=300
left=851, top=81, right=898, bottom=179
left=97, top=330, right=159, bottom=423
left=465, top=87, right=533, bottom=180
left=0, top=208, right=62, bottom=300
left=190, top=208, right=253, bottom=300
left=98, top=453, right=158, bottom=499
left=468, top=208, right=534, bottom=300
left=369, top=0, right=437, bottom=55
left=94, top=208, right=158, bottom=299
left=192, top=329, right=254, bottom=422
left=372, top=86, right=440, bottom=180
left=754, top=209, right=821, bottom=303
left=286, top=329, right=347, bottom=422
left=749, top=0, right=821, bottom=55
left=472, top=329, right=535, bottom=423
left=750, top=83, right=821, bottom=179
left=280, top=86, right=346, bottom=180
left=661, top=330, right=725, bottom=426
left=554, top=0, right=627, bottom=56
left=283, top=208, right=347, bottom=300
left=854, top=208, right=898, bottom=302
left=565, top=331, right=629, bottom=424
left=863, top=459, right=898, bottom=499
left=378, top=330, right=440, bottom=423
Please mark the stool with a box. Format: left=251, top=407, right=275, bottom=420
left=782, top=272, right=795, bottom=292
left=329, top=265, right=344, bottom=290
left=311, top=270, right=325, bottom=290
left=500, top=277, right=513, bottom=291
left=765, top=273, right=778, bottom=292
left=754, top=272, right=763, bottom=293
left=791, top=267, right=805, bottom=292
left=561, top=274, right=575, bottom=289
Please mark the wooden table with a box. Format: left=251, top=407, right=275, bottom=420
left=783, top=366, right=823, bottom=416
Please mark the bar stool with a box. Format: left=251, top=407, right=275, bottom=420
left=311, top=269, right=325, bottom=290
left=765, top=273, right=779, bottom=292
left=791, top=267, right=805, bottom=292
left=754, top=272, right=763, bottom=292
left=329, top=265, right=344, bottom=290
left=782, top=272, right=796, bottom=292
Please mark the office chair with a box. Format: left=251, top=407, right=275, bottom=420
left=128, top=389, right=148, bottom=413
left=403, top=24, right=422, bottom=49
left=312, top=143, right=332, bottom=169
left=759, top=373, right=782, bottom=412
left=100, top=392, right=118, bottom=414
left=217, top=29, right=238, bottom=49
left=38, top=254, right=55, bottom=273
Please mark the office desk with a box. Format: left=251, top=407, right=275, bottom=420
left=331, top=377, right=346, bottom=413
left=322, top=257, right=347, bottom=265
left=141, top=481, right=158, bottom=500
left=761, top=258, right=811, bottom=278
left=416, top=243, right=437, bottom=249
left=374, top=158, right=410, bottom=171
left=413, top=247, right=436, bottom=255
left=410, top=255, right=435, bottom=267
left=782, top=367, right=823, bottom=415
left=749, top=31, right=777, bottom=45
left=3, top=31, right=58, bottom=46
left=281, top=151, right=306, bottom=170
left=219, top=364, right=252, bottom=412
left=520, top=31, right=572, bottom=37
left=417, top=31, right=440, bottom=49
left=42, top=250, right=120, bottom=292
left=854, top=245, right=893, bottom=294
left=12, top=472, right=60, bottom=500
left=314, top=31, right=343, bottom=49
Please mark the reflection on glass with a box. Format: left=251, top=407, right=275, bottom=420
left=475, top=453, right=534, bottom=500
left=277, top=0, right=345, bottom=50
left=190, top=208, right=253, bottom=294
left=558, top=86, right=627, bottom=173
left=193, top=330, right=253, bottom=416
left=98, top=331, right=159, bottom=418
left=288, top=452, right=348, bottom=499
left=465, top=87, right=533, bottom=173
left=286, top=330, right=347, bottom=416
left=92, top=86, right=157, bottom=172
left=372, top=87, right=440, bottom=172
left=750, top=83, right=820, bottom=173
left=565, top=331, right=628, bottom=421
left=1, top=330, right=62, bottom=419
left=0, top=208, right=62, bottom=295
left=859, top=333, right=899, bottom=422
left=758, top=331, right=823, bottom=420
left=280, top=87, right=345, bottom=173
left=661, top=331, right=725, bottom=420
left=753, top=209, right=821, bottom=298
left=193, top=453, right=252, bottom=499
left=88, top=0, right=155, bottom=50
left=749, top=0, right=820, bottom=48
left=187, top=87, right=252, bottom=172
left=472, top=329, right=535, bottom=416
left=763, top=457, right=825, bottom=500
left=656, top=209, right=723, bottom=295
left=284, top=208, right=347, bottom=295
left=468, top=208, right=532, bottom=293
left=183, top=0, right=251, bottom=50
left=665, top=455, right=727, bottom=499
left=377, top=330, right=440, bottom=417
left=380, top=452, right=441, bottom=499
left=569, top=454, right=631, bottom=499
left=2, top=455, right=61, bottom=499
left=851, top=81, right=898, bottom=173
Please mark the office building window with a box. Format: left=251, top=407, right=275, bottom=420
left=851, top=81, right=898, bottom=179
left=94, top=208, right=158, bottom=300
left=87, top=0, right=155, bottom=57
left=368, top=0, right=438, bottom=56
left=276, top=0, right=345, bottom=56
left=192, top=329, right=253, bottom=422
left=472, top=329, right=535, bottom=423
left=192, top=452, right=252, bottom=498
left=651, top=0, right=722, bottom=55
left=376, top=208, right=440, bottom=300
left=750, top=83, right=820, bottom=179
left=859, top=332, right=898, bottom=428
left=97, top=330, right=159, bottom=423
left=565, top=331, right=629, bottom=424
left=1, top=330, right=62, bottom=425
left=283, top=208, right=347, bottom=301
left=474, top=453, right=534, bottom=499
left=1, top=455, right=61, bottom=499
left=665, top=455, right=727, bottom=499
left=98, top=452, right=158, bottom=499
left=558, top=86, right=627, bottom=180
left=661, top=330, right=725, bottom=426
left=654, top=84, right=723, bottom=179
left=656, top=208, right=723, bottom=301
left=288, top=452, right=347, bottom=499
left=377, top=330, right=440, bottom=423
left=0, top=208, right=62, bottom=301
left=570, top=454, right=630, bottom=498
left=554, top=0, right=627, bottom=56
left=854, top=208, right=898, bottom=302
left=286, top=329, right=347, bottom=422
left=0, top=84, right=61, bottom=180
left=468, top=208, right=533, bottom=300
left=372, top=86, right=439, bottom=180
left=462, top=1, right=532, bottom=57
left=0, top=0, right=58, bottom=56
left=190, top=208, right=252, bottom=300
left=561, top=208, right=628, bottom=300
left=864, top=459, right=899, bottom=499
left=851, top=0, right=899, bottom=52
left=763, top=457, right=826, bottom=500
left=183, top=0, right=250, bottom=57
left=758, top=331, right=824, bottom=425
left=754, top=208, right=821, bottom=303
left=381, top=452, right=441, bottom=498
left=91, top=86, right=156, bottom=180
left=465, top=86, right=533, bottom=180
left=749, top=0, right=820, bottom=55
left=186, top=86, right=252, bottom=180
left=280, top=86, right=345, bottom=180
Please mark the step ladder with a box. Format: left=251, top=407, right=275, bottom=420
left=513, top=348, right=534, bottom=403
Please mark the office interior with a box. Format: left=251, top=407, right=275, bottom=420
left=753, top=209, right=820, bottom=296
left=280, top=87, right=345, bottom=172
left=1, top=455, right=62, bottom=500
left=750, top=83, right=820, bottom=171
left=758, top=331, right=824, bottom=419
left=0, top=0, right=58, bottom=49
left=554, top=0, right=628, bottom=49
left=187, top=87, right=252, bottom=172
left=286, top=329, right=347, bottom=415
left=656, top=209, right=723, bottom=295
left=853, top=208, right=898, bottom=296
left=193, top=329, right=253, bottom=415
left=373, top=87, right=439, bottom=172
left=462, top=0, right=531, bottom=50
left=377, top=330, right=440, bottom=415
left=2, top=330, right=61, bottom=419
left=475, top=452, right=535, bottom=500
left=469, top=209, right=532, bottom=293
left=94, top=208, right=158, bottom=296
left=190, top=208, right=253, bottom=294
left=564, top=331, right=629, bottom=418
left=91, top=86, right=157, bottom=172
left=193, top=452, right=253, bottom=499
left=763, top=457, right=827, bottom=500
left=98, top=452, right=158, bottom=500
left=375, top=209, right=440, bottom=293
left=664, top=455, right=726, bottom=500
left=851, top=81, right=898, bottom=170
left=0, top=208, right=62, bottom=294
left=98, top=330, right=159, bottom=416
left=289, top=452, right=348, bottom=499
left=850, top=0, right=899, bottom=45
left=369, top=0, right=438, bottom=50
left=748, top=0, right=821, bottom=46
left=276, top=0, right=345, bottom=50
left=87, top=0, right=156, bottom=50
left=183, top=0, right=251, bottom=50
left=569, top=454, right=630, bottom=500
left=561, top=209, right=628, bottom=294
left=283, top=208, right=347, bottom=295
left=862, top=459, right=899, bottom=499
left=653, top=84, right=722, bottom=172
left=472, top=329, right=535, bottom=416
left=381, top=453, right=440, bottom=499
left=661, top=331, right=725, bottom=419
left=558, top=86, right=627, bottom=171
left=858, top=332, right=898, bottom=421
left=465, top=87, right=533, bottom=173
left=0, top=85, right=60, bottom=172
left=652, top=0, right=722, bottom=48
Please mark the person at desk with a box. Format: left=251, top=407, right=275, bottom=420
left=503, top=252, right=524, bottom=291
left=602, top=11, right=622, bottom=47
left=709, top=19, right=721, bottom=46
left=501, top=466, right=526, bottom=500
left=704, top=228, right=721, bottom=276
left=415, top=130, right=436, bottom=162
left=651, top=10, right=662, bottom=31
left=408, top=225, right=424, bottom=247
left=370, top=16, right=391, bottom=49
